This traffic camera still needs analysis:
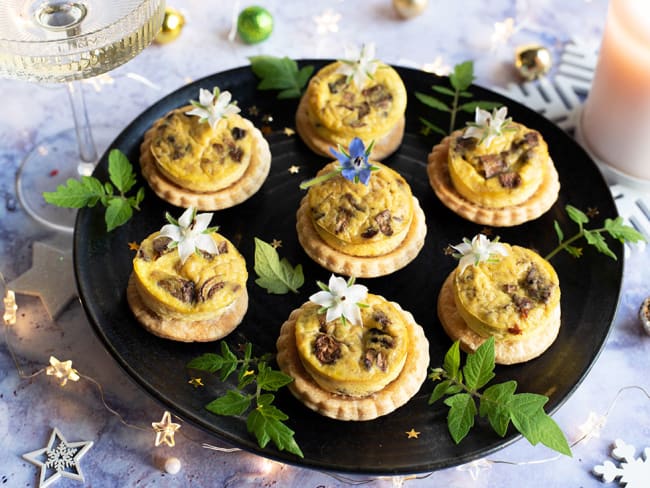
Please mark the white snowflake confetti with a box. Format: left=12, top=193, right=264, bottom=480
left=594, top=439, right=650, bottom=488
left=23, top=427, right=93, bottom=488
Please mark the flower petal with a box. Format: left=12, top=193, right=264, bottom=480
left=346, top=283, right=368, bottom=303
left=309, top=290, right=334, bottom=308
left=342, top=301, right=363, bottom=326
left=193, top=212, right=214, bottom=233
left=178, top=207, right=195, bottom=228
left=328, top=275, right=348, bottom=296
left=349, top=137, right=365, bottom=158
left=177, top=239, right=195, bottom=264
left=195, top=234, right=218, bottom=255
left=158, top=224, right=182, bottom=242
left=326, top=302, right=344, bottom=323
left=198, top=88, right=214, bottom=106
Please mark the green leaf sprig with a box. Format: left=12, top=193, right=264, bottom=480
left=42, top=149, right=144, bottom=232
left=415, top=60, right=502, bottom=136
left=429, top=337, right=572, bottom=456
left=187, top=342, right=304, bottom=458
left=254, top=237, right=304, bottom=294
left=545, top=205, right=646, bottom=261
left=249, top=56, right=314, bottom=99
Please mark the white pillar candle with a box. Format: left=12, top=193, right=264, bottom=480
left=580, top=0, right=650, bottom=182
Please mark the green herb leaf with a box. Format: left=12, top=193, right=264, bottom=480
left=42, top=149, right=143, bottom=231
left=431, top=85, right=456, bottom=96
left=206, top=390, right=251, bottom=416
left=605, top=217, right=646, bottom=243
left=463, top=336, right=495, bottom=391
left=105, top=197, right=133, bottom=232
left=458, top=100, right=502, bottom=113
left=443, top=340, right=461, bottom=381
left=254, top=237, right=304, bottom=294
left=414, top=92, right=450, bottom=112
left=247, top=408, right=304, bottom=457
left=553, top=220, right=564, bottom=244
left=218, top=342, right=239, bottom=381
left=187, top=353, right=224, bottom=373
left=43, top=176, right=106, bottom=208
left=108, top=148, right=136, bottom=193
left=257, top=362, right=294, bottom=391
left=249, top=56, right=314, bottom=99
left=583, top=229, right=617, bottom=259
left=444, top=393, right=476, bottom=443
left=449, top=60, right=475, bottom=91
left=480, top=381, right=517, bottom=436
left=566, top=205, right=589, bottom=226
left=428, top=379, right=462, bottom=404
left=418, top=117, right=447, bottom=136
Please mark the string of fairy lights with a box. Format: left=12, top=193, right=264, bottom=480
left=2, top=268, right=650, bottom=486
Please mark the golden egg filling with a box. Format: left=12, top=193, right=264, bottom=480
left=148, top=108, right=255, bottom=193
left=294, top=294, right=409, bottom=397
left=448, top=123, right=548, bottom=208
left=303, top=62, right=407, bottom=149
left=452, top=244, right=560, bottom=342
left=132, top=231, right=248, bottom=322
left=306, top=161, right=413, bottom=257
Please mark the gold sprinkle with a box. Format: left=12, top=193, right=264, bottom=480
left=128, top=241, right=140, bottom=251
left=587, top=207, right=600, bottom=218
left=283, top=127, right=296, bottom=136
left=405, top=428, right=420, bottom=439
left=443, top=245, right=455, bottom=256
left=288, top=165, right=301, bottom=174
left=248, top=105, right=259, bottom=116
left=188, top=377, right=204, bottom=388
left=271, top=239, right=283, bottom=249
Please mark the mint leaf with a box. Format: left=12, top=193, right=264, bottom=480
left=249, top=56, right=313, bottom=99
left=206, top=390, right=251, bottom=416
left=463, top=336, right=495, bottom=391
left=449, top=60, right=475, bottom=91
left=187, top=353, right=224, bottom=373
left=480, top=381, right=517, bottom=436
left=605, top=217, right=646, bottom=243
left=105, top=197, right=133, bottom=232
left=444, top=393, right=476, bottom=443
left=108, top=148, right=136, bottom=193
left=43, top=176, right=106, bottom=208
left=247, top=408, right=304, bottom=457
left=254, top=237, right=304, bottom=294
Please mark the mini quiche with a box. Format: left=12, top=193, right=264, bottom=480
left=140, top=87, right=271, bottom=210
left=427, top=106, right=560, bottom=226
left=127, top=207, right=248, bottom=342
left=296, top=45, right=407, bottom=160
left=296, top=139, right=426, bottom=278
left=276, top=275, right=429, bottom=421
left=437, top=234, right=561, bottom=364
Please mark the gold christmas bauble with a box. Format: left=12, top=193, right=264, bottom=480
left=155, top=7, right=185, bottom=44
left=515, top=44, right=552, bottom=81
left=392, top=0, right=428, bottom=19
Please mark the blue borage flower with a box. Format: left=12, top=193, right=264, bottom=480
left=299, top=137, right=379, bottom=190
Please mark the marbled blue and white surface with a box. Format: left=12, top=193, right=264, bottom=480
left=2, top=0, right=650, bottom=486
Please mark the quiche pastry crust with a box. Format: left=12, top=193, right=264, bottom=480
left=140, top=108, right=271, bottom=210
left=296, top=61, right=407, bottom=160
left=276, top=298, right=429, bottom=421
left=427, top=131, right=560, bottom=227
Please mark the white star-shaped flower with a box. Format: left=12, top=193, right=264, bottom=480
left=464, top=106, right=512, bottom=147
left=337, top=43, right=381, bottom=88
left=157, top=207, right=219, bottom=264
left=451, top=234, right=508, bottom=273
left=309, top=274, right=368, bottom=326
left=185, top=87, right=240, bottom=129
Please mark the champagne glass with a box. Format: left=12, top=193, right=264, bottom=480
left=0, top=0, right=166, bottom=232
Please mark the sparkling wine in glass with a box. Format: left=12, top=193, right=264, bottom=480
left=0, top=0, right=166, bottom=232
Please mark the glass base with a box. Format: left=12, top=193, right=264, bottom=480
left=16, top=125, right=116, bottom=233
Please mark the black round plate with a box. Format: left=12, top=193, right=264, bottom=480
left=74, top=61, right=622, bottom=475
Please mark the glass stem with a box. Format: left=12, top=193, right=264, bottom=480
left=66, top=81, right=97, bottom=176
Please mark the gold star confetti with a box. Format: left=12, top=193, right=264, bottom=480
left=188, top=377, right=204, bottom=388
left=288, top=165, right=301, bottom=174
left=587, top=207, right=600, bottom=218
left=128, top=241, right=140, bottom=251
left=248, top=105, right=259, bottom=116
left=271, top=239, right=283, bottom=249
left=405, top=428, right=420, bottom=439
left=261, top=114, right=274, bottom=124
left=3, top=289, right=17, bottom=325
left=283, top=127, right=295, bottom=136
left=46, top=356, right=80, bottom=386
left=443, top=245, right=455, bottom=256
left=152, top=411, right=181, bottom=447
left=313, top=8, right=341, bottom=35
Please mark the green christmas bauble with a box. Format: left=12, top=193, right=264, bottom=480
left=237, top=6, right=274, bottom=44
